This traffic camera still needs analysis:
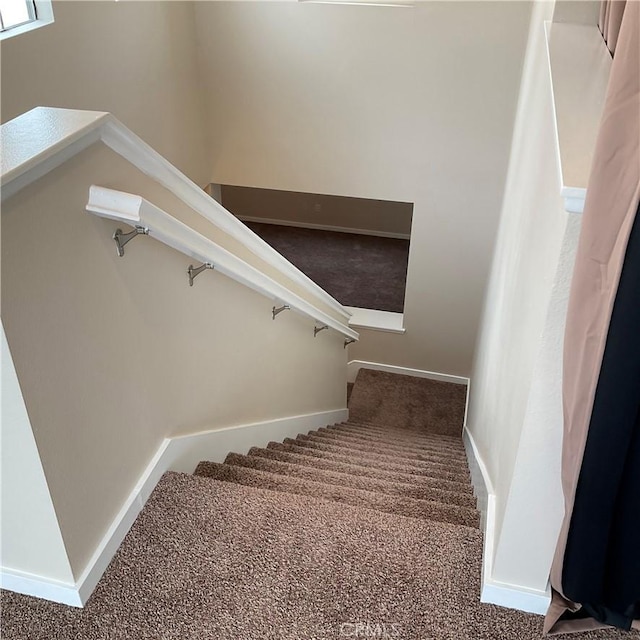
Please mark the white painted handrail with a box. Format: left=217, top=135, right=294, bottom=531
left=1, top=107, right=351, bottom=322
left=87, top=186, right=359, bottom=341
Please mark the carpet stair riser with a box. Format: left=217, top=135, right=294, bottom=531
left=291, top=435, right=470, bottom=478
left=302, top=432, right=465, bottom=462
left=343, top=419, right=464, bottom=440
left=337, top=422, right=466, bottom=450
left=324, top=435, right=467, bottom=466
left=194, top=461, right=480, bottom=529
left=226, top=452, right=477, bottom=508
left=340, top=424, right=466, bottom=458
left=316, top=433, right=469, bottom=469
left=318, top=427, right=469, bottom=462
left=294, top=434, right=469, bottom=482
left=276, top=439, right=471, bottom=483
left=260, top=443, right=474, bottom=495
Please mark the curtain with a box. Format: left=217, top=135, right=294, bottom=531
left=599, top=0, right=627, bottom=55
left=544, top=1, right=640, bottom=635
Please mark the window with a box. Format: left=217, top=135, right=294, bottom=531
left=0, top=0, right=53, bottom=40
left=0, top=0, right=35, bottom=32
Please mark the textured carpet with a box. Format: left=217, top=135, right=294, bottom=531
left=315, top=427, right=470, bottom=461
left=254, top=442, right=475, bottom=495
left=2, top=369, right=635, bottom=639
left=349, top=368, right=467, bottom=436
left=2, top=473, right=633, bottom=640
left=278, top=436, right=471, bottom=483
left=245, top=222, right=409, bottom=313
left=194, top=461, right=479, bottom=528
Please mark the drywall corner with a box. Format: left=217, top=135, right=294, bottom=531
left=1, top=323, right=76, bottom=600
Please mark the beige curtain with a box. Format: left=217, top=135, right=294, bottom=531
left=599, top=0, right=627, bottom=54
left=544, top=1, right=640, bottom=635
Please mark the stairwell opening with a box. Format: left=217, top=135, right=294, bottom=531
left=206, top=184, right=412, bottom=330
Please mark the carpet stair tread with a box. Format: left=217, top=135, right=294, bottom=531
left=318, top=426, right=470, bottom=462
left=339, top=422, right=466, bottom=447
left=262, top=442, right=475, bottom=494
left=302, top=431, right=463, bottom=460
left=276, top=439, right=471, bottom=483
left=336, top=422, right=464, bottom=453
left=291, top=434, right=471, bottom=481
left=194, top=461, right=480, bottom=529
left=227, top=452, right=477, bottom=508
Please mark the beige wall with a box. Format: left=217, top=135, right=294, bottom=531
left=220, top=185, right=413, bottom=237
left=553, top=0, right=600, bottom=24
left=1, top=325, right=75, bottom=585
left=0, top=1, right=209, bottom=186
left=194, top=1, right=532, bottom=376
left=2, top=1, right=533, bottom=377
left=1, top=143, right=347, bottom=578
left=467, top=1, right=575, bottom=593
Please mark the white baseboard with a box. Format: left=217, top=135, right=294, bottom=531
left=463, top=427, right=551, bottom=616
left=1, top=408, right=347, bottom=608
left=481, top=578, right=550, bottom=615
left=237, top=215, right=411, bottom=240
left=163, top=409, right=348, bottom=473
left=0, top=569, right=83, bottom=608
left=462, top=426, right=493, bottom=530
left=347, top=360, right=469, bottom=386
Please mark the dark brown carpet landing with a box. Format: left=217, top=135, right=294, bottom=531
left=245, top=222, right=410, bottom=313
left=1, top=371, right=634, bottom=639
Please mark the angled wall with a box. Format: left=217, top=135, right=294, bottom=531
left=1, top=325, right=75, bottom=594
left=466, top=0, right=608, bottom=604
left=192, top=1, right=533, bottom=377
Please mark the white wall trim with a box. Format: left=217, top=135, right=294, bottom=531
left=236, top=215, right=411, bottom=240
left=0, top=107, right=350, bottom=321
left=86, top=186, right=358, bottom=341
left=481, top=577, right=551, bottom=616
left=75, top=439, right=172, bottom=606
left=0, top=569, right=82, bottom=607
left=463, top=427, right=551, bottom=616
left=345, top=308, right=405, bottom=334
left=463, top=426, right=495, bottom=552
left=347, top=360, right=469, bottom=386
left=164, top=408, right=348, bottom=473
left=0, top=408, right=347, bottom=608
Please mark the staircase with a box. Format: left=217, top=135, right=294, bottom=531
left=194, top=367, right=478, bottom=530
left=2, top=369, right=586, bottom=639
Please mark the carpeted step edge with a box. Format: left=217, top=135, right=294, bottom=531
left=306, top=430, right=469, bottom=462
left=281, top=438, right=472, bottom=484
left=194, top=461, right=480, bottom=529
left=297, top=434, right=471, bottom=480
left=227, top=452, right=477, bottom=508
left=317, top=427, right=470, bottom=463
left=261, top=443, right=474, bottom=495
left=337, top=421, right=466, bottom=446
left=339, top=422, right=466, bottom=449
